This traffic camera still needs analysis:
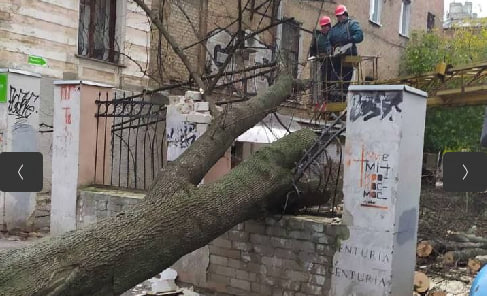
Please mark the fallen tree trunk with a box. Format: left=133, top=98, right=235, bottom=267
left=417, top=240, right=446, bottom=258
left=443, top=248, right=487, bottom=265
left=448, top=233, right=487, bottom=244
left=0, top=75, right=312, bottom=296
left=413, top=271, right=429, bottom=294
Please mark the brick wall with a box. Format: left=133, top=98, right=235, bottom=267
left=203, top=216, right=343, bottom=296
left=76, top=186, right=345, bottom=296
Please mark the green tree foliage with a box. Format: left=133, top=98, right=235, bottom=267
left=401, top=24, right=487, bottom=152
left=424, top=106, right=485, bottom=152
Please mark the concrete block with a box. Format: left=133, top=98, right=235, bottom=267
left=265, top=216, right=286, bottom=227
left=303, top=221, right=324, bottom=233
left=266, top=266, right=286, bottom=278
left=248, top=263, right=266, bottom=274
left=287, top=218, right=305, bottom=230
left=272, top=288, right=284, bottom=296
left=207, top=273, right=231, bottom=285
left=289, top=240, right=315, bottom=252
left=186, top=112, right=212, bottom=124
left=250, top=233, right=271, bottom=245
left=171, top=246, right=209, bottom=287
left=251, top=282, right=273, bottom=295
left=210, top=255, right=228, bottom=266
left=262, top=276, right=276, bottom=286
left=316, top=244, right=334, bottom=256
left=262, top=256, right=283, bottom=267
left=226, top=287, right=249, bottom=296
left=96, top=200, right=108, bottom=211
left=285, top=270, right=308, bottom=282
left=208, top=245, right=241, bottom=259
left=275, top=248, right=296, bottom=260
left=253, top=244, right=275, bottom=257
left=232, top=241, right=253, bottom=251
left=311, top=234, right=328, bottom=244
left=209, top=265, right=236, bottom=277
left=245, top=220, right=266, bottom=234
left=283, top=291, right=296, bottom=296
left=309, top=263, right=327, bottom=275
left=194, top=101, right=209, bottom=112
left=235, top=269, right=250, bottom=280
left=185, top=90, right=201, bottom=101
left=297, top=251, right=317, bottom=264
left=228, top=230, right=249, bottom=242
left=282, top=259, right=301, bottom=270
left=228, top=258, right=244, bottom=269
left=266, top=225, right=288, bottom=237
left=281, top=280, right=301, bottom=291
left=288, top=231, right=312, bottom=241
left=211, top=237, right=232, bottom=248
left=230, top=279, right=251, bottom=291
left=270, top=237, right=291, bottom=249
left=311, top=274, right=326, bottom=285
left=300, top=283, right=322, bottom=295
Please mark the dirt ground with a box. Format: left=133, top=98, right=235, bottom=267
left=416, top=184, right=487, bottom=295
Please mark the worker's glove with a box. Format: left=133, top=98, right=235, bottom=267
left=308, top=56, right=317, bottom=61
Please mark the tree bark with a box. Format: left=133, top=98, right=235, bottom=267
left=0, top=75, right=307, bottom=296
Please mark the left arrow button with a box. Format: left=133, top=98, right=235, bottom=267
left=0, top=153, right=43, bottom=192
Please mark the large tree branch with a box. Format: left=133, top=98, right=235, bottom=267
left=0, top=74, right=299, bottom=295
left=133, top=0, right=220, bottom=115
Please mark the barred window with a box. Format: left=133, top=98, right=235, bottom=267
left=78, top=0, right=120, bottom=63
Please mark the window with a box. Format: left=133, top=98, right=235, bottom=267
left=399, top=0, right=411, bottom=37
left=281, top=19, right=301, bottom=78
left=427, top=12, right=435, bottom=31
left=369, top=0, right=382, bottom=25
left=78, top=0, right=120, bottom=63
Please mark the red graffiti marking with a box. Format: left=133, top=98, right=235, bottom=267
left=62, top=107, right=71, bottom=124
left=61, top=85, right=76, bottom=101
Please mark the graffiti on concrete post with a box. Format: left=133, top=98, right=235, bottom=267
left=353, top=147, right=392, bottom=210
left=349, top=91, right=403, bottom=122
left=8, top=86, right=39, bottom=120
left=62, top=107, right=72, bottom=125
left=167, top=123, right=197, bottom=149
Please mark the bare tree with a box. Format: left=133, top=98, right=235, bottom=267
left=0, top=1, right=325, bottom=295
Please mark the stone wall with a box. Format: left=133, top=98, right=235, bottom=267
left=202, top=216, right=343, bottom=296
left=77, top=187, right=144, bottom=229
left=76, top=188, right=344, bottom=296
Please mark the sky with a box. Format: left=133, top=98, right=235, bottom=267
left=444, top=0, right=487, bottom=19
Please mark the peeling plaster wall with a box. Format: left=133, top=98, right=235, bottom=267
left=0, top=70, right=40, bottom=231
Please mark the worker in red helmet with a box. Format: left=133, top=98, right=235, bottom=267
left=309, top=16, right=332, bottom=57
left=309, top=16, right=333, bottom=104
left=328, top=4, right=364, bottom=100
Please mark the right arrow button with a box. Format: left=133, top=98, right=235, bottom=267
left=444, top=152, right=487, bottom=192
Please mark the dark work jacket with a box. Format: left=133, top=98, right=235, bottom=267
left=328, top=18, right=363, bottom=56
left=309, top=30, right=331, bottom=57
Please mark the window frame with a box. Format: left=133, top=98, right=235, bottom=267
left=369, top=0, right=382, bottom=26
left=399, top=0, right=412, bottom=38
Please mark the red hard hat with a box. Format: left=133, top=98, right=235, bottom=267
left=335, top=4, right=347, bottom=16
left=319, top=16, right=331, bottom=27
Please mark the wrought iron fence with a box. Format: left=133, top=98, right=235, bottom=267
left=94, top=91, right=166, bottom=191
